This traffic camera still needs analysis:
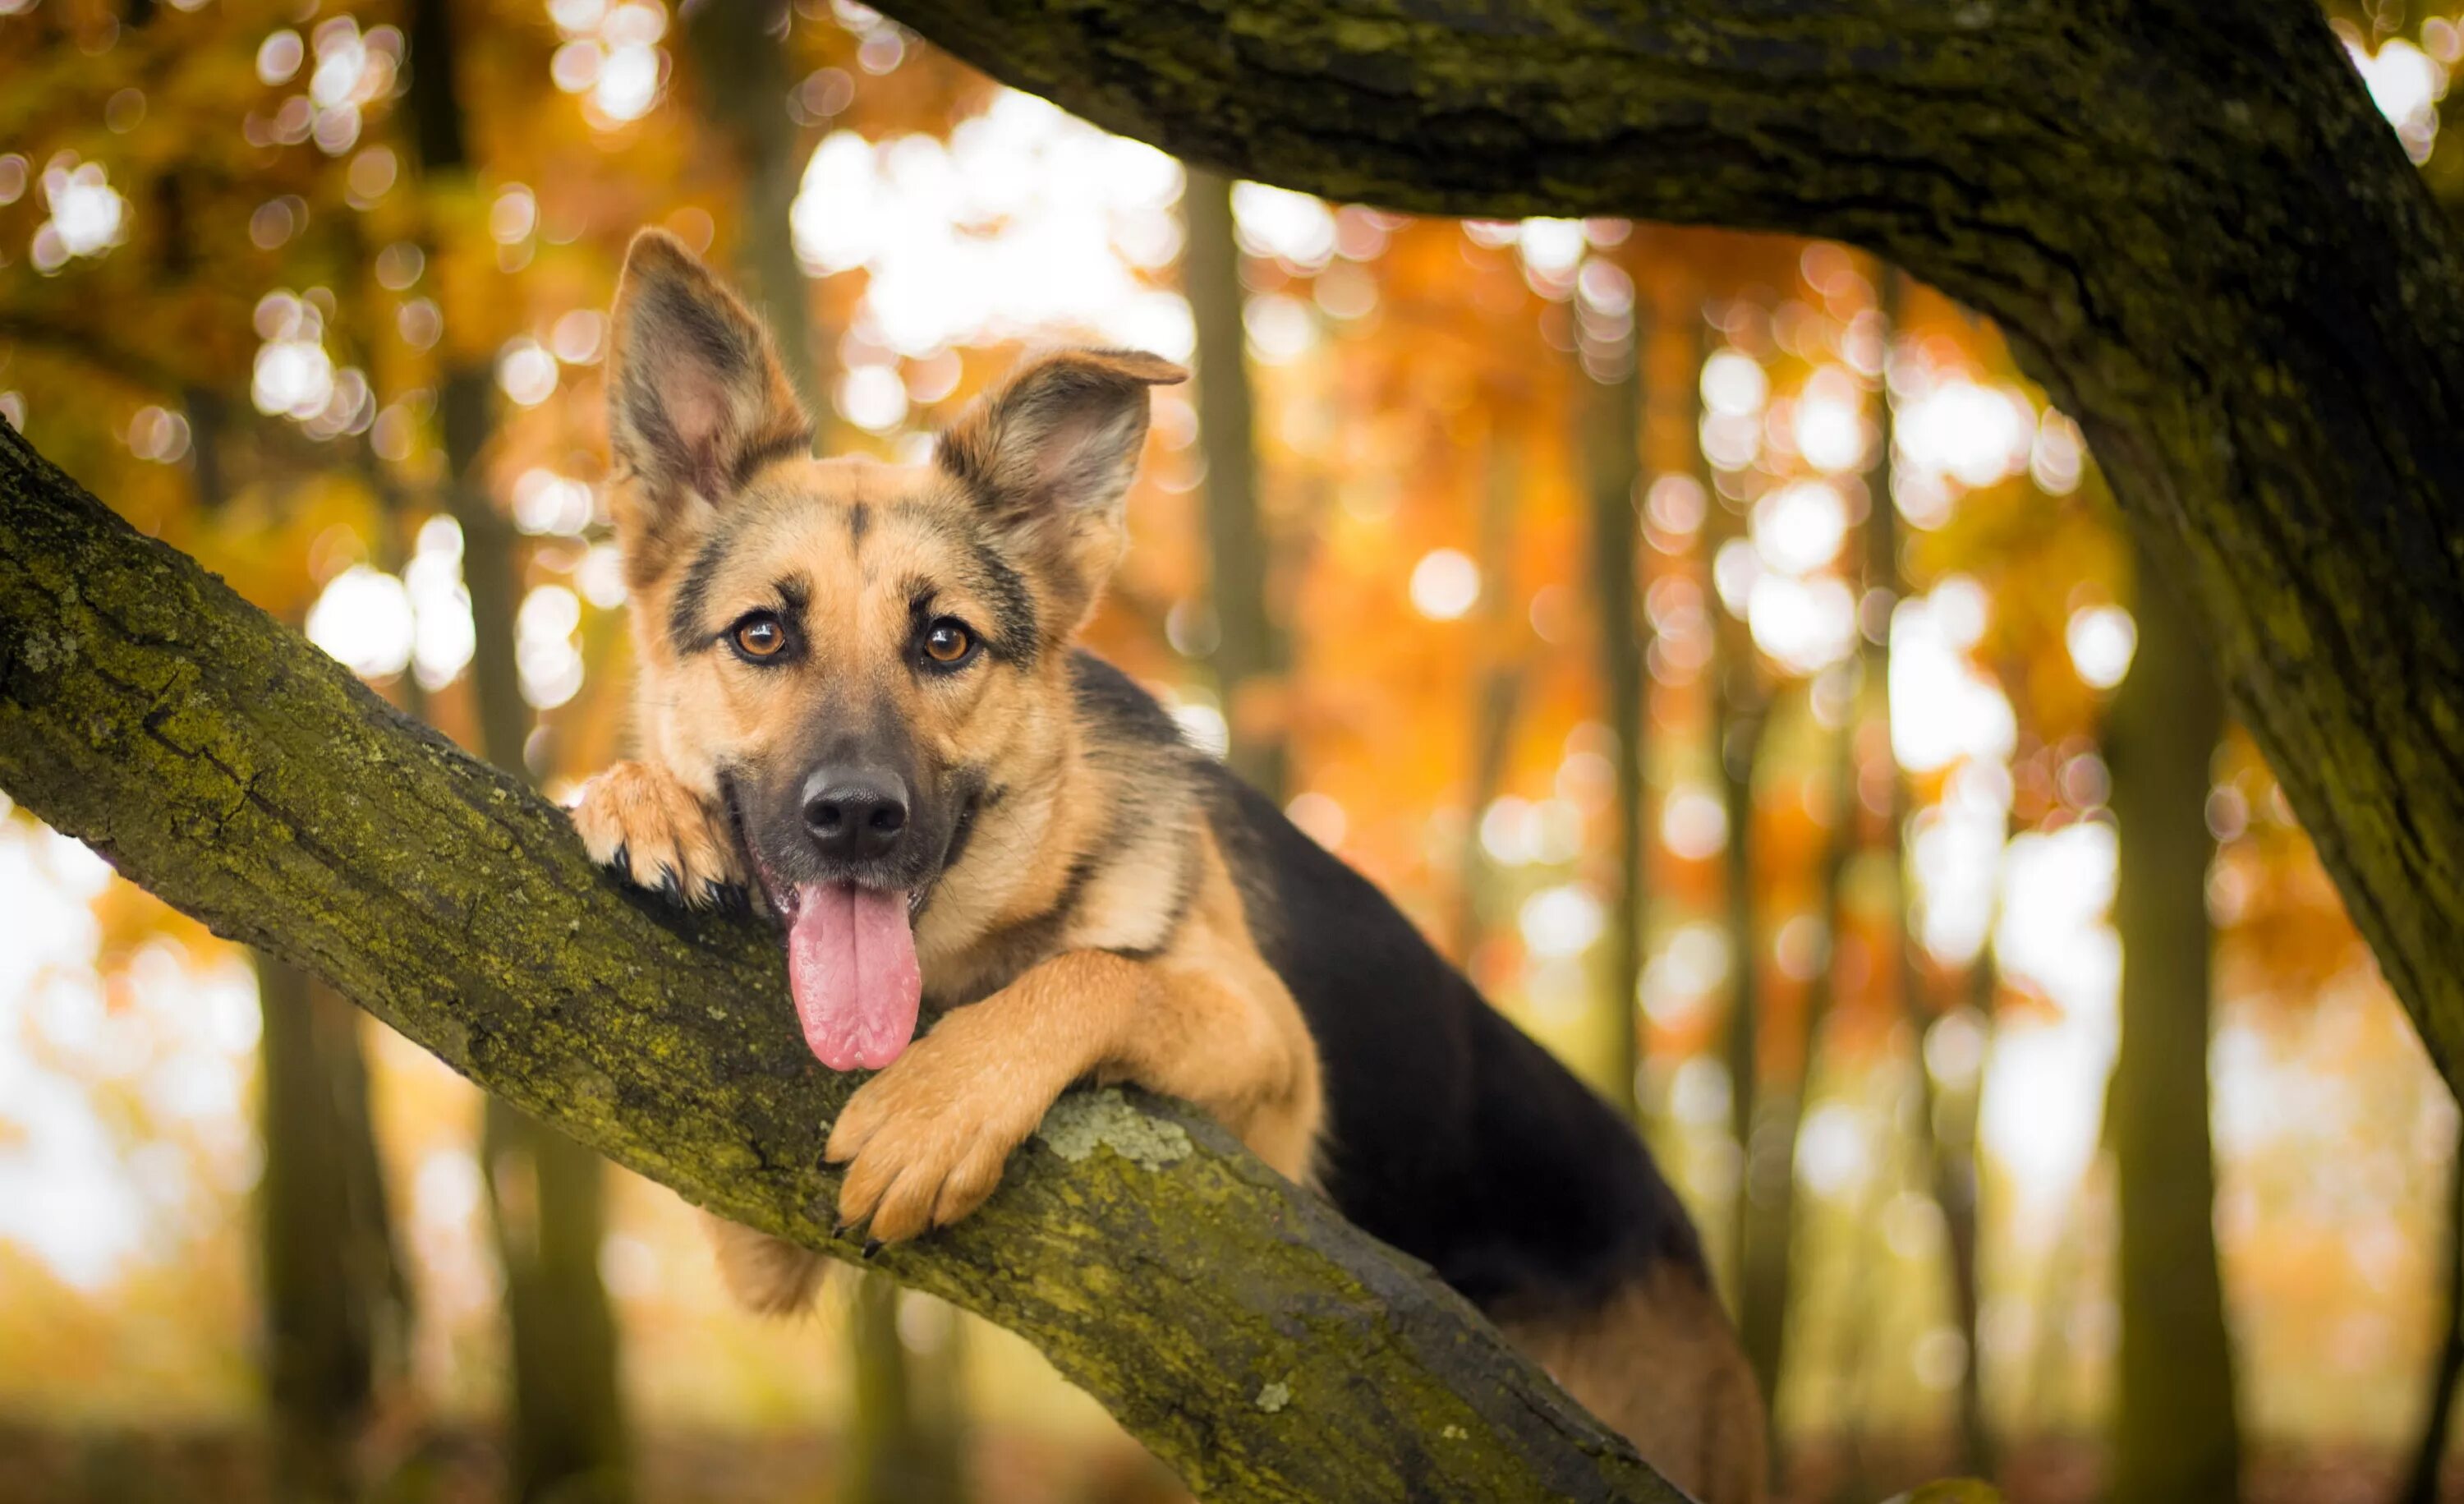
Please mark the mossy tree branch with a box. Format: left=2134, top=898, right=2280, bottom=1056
left=871, top=0, right=2464, bottom=1098
left=0, top=424, right=1679, bottom=1500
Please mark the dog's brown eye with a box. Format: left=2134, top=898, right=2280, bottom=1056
left=923, top=620, right=973, bottom=665
left=733, top=614, right=787, bottom=659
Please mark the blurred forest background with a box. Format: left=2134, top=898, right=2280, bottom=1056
left=4, top=1, right=2463, bottom=1502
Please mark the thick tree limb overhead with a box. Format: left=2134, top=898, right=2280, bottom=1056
left=875, top=0, right=2464, bottom=1095
left=0, top=427, right=1678, bottom=1502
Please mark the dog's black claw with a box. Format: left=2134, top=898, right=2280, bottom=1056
left=655, top=864, right=683, bottom=903
left=862, top=1238, right=884, bottom=1260
left=609, top=843, right=631, bottom=879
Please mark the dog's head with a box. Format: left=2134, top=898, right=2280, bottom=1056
left=602, top=228, right=1183, bottom=1066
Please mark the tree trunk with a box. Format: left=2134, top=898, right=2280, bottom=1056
left=257, top=959, right=412, bottom=1503
left=867, top=0, right=2464, bottom=1131
left=1928, top=1040, right=1993, bottom=1481
left=1695, top=313, right=1767, bottom=1307
left=0, top=295, right=1694, bottom=1504
left=2106, top=543, right=2240, bottom=1504
left=406, top=4, right=631, bottom=1495
left=1716, top=694, right=1763, bottom=1307
left=1583, top=324, right=1648, bottom=1126
left=1740, top=274, right=1903, bottom=1439
left=843, top=1275, right=968, bottom=1504
left=1737, top=687, right=1851, bottom=1450
left=2401, top=1120, right=2464, bottom=1504
left=482, top=1097, right=631, bottom=1503
left=1450, top=431, right=1527, bottom=964
left=1926, top=989, right=1993, bottom=1483
left=684, top=0, right=831, bottom=440
left=1866, top=272, right=1990, bottom=1479
left=1827, top=1121, right=1894, bottom=1504
left=1184, top=168, right=1288, bottom=799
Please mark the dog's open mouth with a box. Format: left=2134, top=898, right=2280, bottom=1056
left=715, top=779, right=919, bottom=1070
left=715, top=775, right=984, bottom=1073
left=775, top=881, right=920, bottom=1072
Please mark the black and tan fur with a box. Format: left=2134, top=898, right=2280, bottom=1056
left=573, top=230, right=1764, bottom=1502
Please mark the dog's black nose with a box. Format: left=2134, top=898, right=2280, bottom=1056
left=802, top=766, right=909, bottom=861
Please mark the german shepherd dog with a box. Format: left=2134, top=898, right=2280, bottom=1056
left=573, top=230, right=1764, bottom=1502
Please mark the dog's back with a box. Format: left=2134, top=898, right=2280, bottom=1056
left=1080, top=656, right=1767, bottom=1502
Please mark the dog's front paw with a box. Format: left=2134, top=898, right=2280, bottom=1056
left=572, top=761, right=746, bottom=908
left=823, top=1020, right=1049, bottom=1244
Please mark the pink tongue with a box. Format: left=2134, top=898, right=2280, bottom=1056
left=784, top=884, right=921, bottom=1071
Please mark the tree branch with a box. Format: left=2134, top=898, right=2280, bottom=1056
left=872, top=0, right=2464, bottom=1097
left=0, top=421, right=1679, bottom=1500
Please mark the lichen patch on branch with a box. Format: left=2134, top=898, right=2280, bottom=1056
left=1034, top=1086, right=1197, bottom=1171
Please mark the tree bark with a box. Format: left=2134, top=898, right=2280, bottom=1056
left=867, top=0, right=2464, bottom=1111
left=2106, top=544, right=2240, bottom=1504
left=0, top=423, right=1688, bottom=1502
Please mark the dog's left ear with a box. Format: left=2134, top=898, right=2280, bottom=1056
left=935, top=347, right=1186, bottom=632
left=605, top=229, right=811, bottom=568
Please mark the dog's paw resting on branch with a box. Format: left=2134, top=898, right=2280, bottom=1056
left=571, top=228, right=1767, bottom=1504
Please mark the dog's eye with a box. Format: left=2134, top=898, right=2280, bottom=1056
left=733, top=613, right=788, bottom=660
left=922, top=619, right=974, bottom=666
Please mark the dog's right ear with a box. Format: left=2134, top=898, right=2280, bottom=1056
left=935, top=347, right=1186, bottom=634
left=605, top=229, right=811, bottom=569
